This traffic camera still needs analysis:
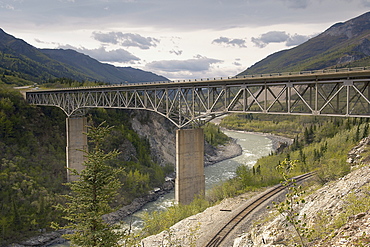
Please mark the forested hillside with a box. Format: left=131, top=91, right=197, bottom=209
left=0, top=28, right=168, bottom=86
left=220, top=114, right=367, bottom=187
left=0, top=85, right=172, bottom=244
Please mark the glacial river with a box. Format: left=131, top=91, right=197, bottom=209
left=124, top=130, right=273, bottom=229
left=52, top=130, right=272, bottom=246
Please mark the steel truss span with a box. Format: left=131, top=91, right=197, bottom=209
left=26, top=67, right=370, bottom=128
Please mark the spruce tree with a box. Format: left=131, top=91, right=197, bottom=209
left=363, top=123, right=369, bottom=139
left=55, top=122, right=123, bottom=247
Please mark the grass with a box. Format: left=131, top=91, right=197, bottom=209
left=140, top=114, right=367, bottom=244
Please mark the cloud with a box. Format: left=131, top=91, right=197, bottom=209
left=145, top=55, right=223, bottom=73
left=282, top=0, right=309, bottom=9
left=361, top=0, right=370, bottom=7
left=233, top=58, right=243, bottom=66
left=170, top=49, right=183, bottom=56
left=60, top=45, right=140, bottom=63
left=92, top=31, right=159, bottom=49
left=286, top=33, right=314, bottom=46
left=0, top=2, right=15, bottom=10
left=251, top=31, right=290, bottom=48
left=252, top=31, right=313, bottom=48
left=233, top=62, right=242, bottom=66
left=0, top=0, right=367, bottom=33
left=212, top=37, right=247, bottom=48
left=34, top=38, right=59, bottom=46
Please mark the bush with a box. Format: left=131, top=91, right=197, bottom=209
left=141, top=196, right=211, bottom=237
left=203, top=122, right=229, bottom=147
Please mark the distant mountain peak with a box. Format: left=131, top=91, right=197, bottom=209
left=0, top=28, right=168, bottom=85
left=324, top=11, right=370, bottom=39
left=239, top=11, right=370, bottom=76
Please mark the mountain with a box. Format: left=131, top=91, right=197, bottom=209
left=239, top=12, right=370, bottom=75
left=0, top=28, right=168, bottom=85
left=40, top=49, right=168, bottom=84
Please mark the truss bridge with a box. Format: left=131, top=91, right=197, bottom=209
left=27, top=67, right=370, bottom=129
left=25, top=67, right=370, bottom=204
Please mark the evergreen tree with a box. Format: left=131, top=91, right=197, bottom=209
left=363, top=123, right=369, bottom=139
left=54, top=122, right=123, bottom=247
left=354, top=124, right=361, bottom=142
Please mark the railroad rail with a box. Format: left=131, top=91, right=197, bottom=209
left=204, top=172, right=315, bottom=247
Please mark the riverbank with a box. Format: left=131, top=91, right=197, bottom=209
left=140, top=129, right=291, bottom=246
left=104, top=137, right=243, bottom=225
left=205, top=138, right=243, bottom=166
left=12, top=130, right=290, bottom=247
left=10, top=135, right=243, bottom=247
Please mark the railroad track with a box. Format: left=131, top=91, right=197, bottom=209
left=204, top=172, right=315, bottom=247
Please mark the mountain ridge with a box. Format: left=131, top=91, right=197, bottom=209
left=239, top=11, right=370, bottom=75
left=0, top=28, right=168, bottom=85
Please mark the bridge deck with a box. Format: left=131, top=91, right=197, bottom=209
left=26, top=67, right=370, bottom=128
left=28, top=67, right=370, bottom=91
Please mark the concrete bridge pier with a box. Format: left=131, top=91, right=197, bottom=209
left=66, top=117, right=88, bottom=182
left=175, top=128, right=205, bottom=205
left=65, top=117, right=205, bottom=203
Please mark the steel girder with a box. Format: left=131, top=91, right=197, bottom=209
left=26, top=72, right=370, bottom=128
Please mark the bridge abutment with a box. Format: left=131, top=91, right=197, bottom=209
left=175, top=128, right=205, bottom=205
left=66, top=117, right=88, bottom=182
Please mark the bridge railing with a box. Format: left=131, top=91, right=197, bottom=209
left=28, top=67, right=370, bottom=92
left=26, top=67, right=370, bottom=128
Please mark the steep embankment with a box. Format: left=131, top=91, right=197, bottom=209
left=0, top=87, right=170, bottom=244
left=140, top=137, right=370, bottom=247
left=235, top=137, right=370, bottom=246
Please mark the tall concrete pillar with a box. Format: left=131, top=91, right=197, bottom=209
left=66, top=117, right=88, bottom=182
left=175, top=128, right=205, bottom=205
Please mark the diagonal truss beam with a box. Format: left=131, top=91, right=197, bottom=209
left=26, top=70, right=370, bottom=128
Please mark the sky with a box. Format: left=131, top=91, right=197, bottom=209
left=0, top=0, right=369, bottom=80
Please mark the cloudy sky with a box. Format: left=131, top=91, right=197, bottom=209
left=0, top=0, right=369, bottom=80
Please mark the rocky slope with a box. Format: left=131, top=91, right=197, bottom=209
left=238, top=160, right=370, bottom=246
left=140, top=137, right=370, bottom=247
left=102, top=112, right=245, bottom=226
left=130, top=110, right=242, bottom=167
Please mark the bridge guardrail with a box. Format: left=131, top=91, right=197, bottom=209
left=28, top=66, right=370, bottom=92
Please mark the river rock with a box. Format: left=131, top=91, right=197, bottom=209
left=204, top=138, right=243, bottom=166
left=10, top=230, right=72, bottom=247
left=103, top=180, right=175, bottom=224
